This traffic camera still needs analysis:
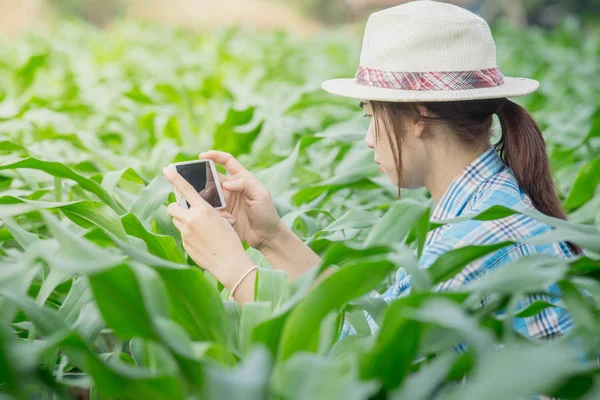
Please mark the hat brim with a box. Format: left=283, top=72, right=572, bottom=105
left=321, top=76, right=539, bottom=102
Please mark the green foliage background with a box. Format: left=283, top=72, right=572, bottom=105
left=0, top=18, right=599, bottom=399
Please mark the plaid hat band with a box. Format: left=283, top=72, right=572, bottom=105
left=355, top=66, right=505, bottom=91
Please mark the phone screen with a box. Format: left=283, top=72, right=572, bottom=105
left=175, top=161, right=223, bottom=208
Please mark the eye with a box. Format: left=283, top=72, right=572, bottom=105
left=363, top=114, right=371, bottom=119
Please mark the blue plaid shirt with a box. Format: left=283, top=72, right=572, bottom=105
left=342, top=147, right=574, bottom=339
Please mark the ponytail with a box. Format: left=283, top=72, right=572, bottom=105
left=495, top=100, right=581, bottom=254
left=495, top=100, right=565, bottom=220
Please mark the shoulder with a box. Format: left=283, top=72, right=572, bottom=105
left=421, top=169, right=561, bottom=267
left=469, top=168, right=528, bottom=212
left=446, top=168, right=549, bottom=243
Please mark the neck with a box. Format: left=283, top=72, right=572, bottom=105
left=424, top=144, right=489, bottom=203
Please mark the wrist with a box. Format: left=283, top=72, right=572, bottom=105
left=255, top=220, right=322, bottom=282
left=219, top=254, right=257, bottom=291
left=257, top=220, right=290, bottom=258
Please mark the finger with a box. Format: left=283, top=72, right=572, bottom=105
left=163, top=166, right=207, bottom=209
left=223, top=217, right=235, bottom=226
left=222, top=177, right=246, bottom=193
left=216, top=209, right=233, bottom=218
left=216, top=209, right=234, bottom=224
left=222, top=176, right=264, bottom=201
left=218, top=172, right=231, bottom=183
left=172, top=216, right=186, bottom=232
left=166, top=202, right=188, bottom=221
left=199, top=151, right=250, bottom=176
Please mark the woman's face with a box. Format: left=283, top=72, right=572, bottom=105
left=362, top=100, right=427, bottom=188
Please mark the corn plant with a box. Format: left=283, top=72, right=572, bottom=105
left=0, top=19, right=599, bottom=400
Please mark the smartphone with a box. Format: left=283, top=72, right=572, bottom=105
left=168, top=159, right=226, bottom=210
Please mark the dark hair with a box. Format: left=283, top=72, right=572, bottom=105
left=370, top=98, right=580, bottom=254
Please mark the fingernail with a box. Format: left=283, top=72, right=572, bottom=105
left=163, top=167, right=174, bottom=178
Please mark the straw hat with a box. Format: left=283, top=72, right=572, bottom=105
left=321, top=0, right=539, bottom=102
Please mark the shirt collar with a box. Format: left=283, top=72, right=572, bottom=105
left=430, top=147, right=505, bottom=221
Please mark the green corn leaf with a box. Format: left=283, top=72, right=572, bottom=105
left=464, top=254, right=569, bottom=294
left=130, top=175, right=172, bottom=221
left=121, top=213, right=185, bottom=263
left=39, top=212, right=126, bottom=274
left=158, top=268, right=230, bottom=344
left=89, top=264, right=157, bottom=340
left=361, top=293, right=467, bottom=390
left=270, top=352, right=379, bottom=400
left=427, top=242, right=513, bottom=285
left=254, top=267, right=292, bottom=310
left=1, top=216, right=39, bottom=248
left=279, top=257, right=395, bottom=360
left=515, top=300, right=560, bottom=318
left=443, top=344, right=592, bottom=400
left=564, top=156, right=600, bottom=210
left=391, top=353, right=456, bottom=400
left=0, top=325, right=21, bottom=398
left=0, top=196, right=128, bottom=241
left=101, top=167, right=147, bottom=192
left=364, top=199, right=431, bottom=247
left=0, top=158, right=124, bottom=213
left=201, top=346, right=271, bottom=400
left=240, top=302, right=273, bottom=355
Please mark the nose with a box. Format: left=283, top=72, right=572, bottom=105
left=364, top=129, right=374, bottom=149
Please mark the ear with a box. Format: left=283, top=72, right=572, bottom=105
left=413, top=105, right=430, bottom=138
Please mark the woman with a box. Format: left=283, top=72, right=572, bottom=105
left=162, top=1, right=575, bottom=340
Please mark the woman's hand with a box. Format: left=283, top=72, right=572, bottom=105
left=199, top=151, right=323, bottom=282
left=198, top=150, right=283, bottom=251
left=163, top=166, right=255, bottom=290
